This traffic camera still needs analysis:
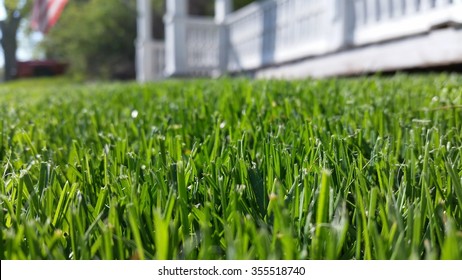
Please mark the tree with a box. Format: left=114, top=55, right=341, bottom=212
left=42, top=0, right=138, bottom=79
left=0, top=0, right=32, bottom=81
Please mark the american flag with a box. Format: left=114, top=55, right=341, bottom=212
left=31, top=0, right=69, bottom=33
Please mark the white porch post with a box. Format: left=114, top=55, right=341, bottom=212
left=215, top=0, right=232, bottom=76
left=215, top=0, right=232, bottom=23
left=136, top=0, right=153, bottom=82
left=165, top=0, right=188, bottom=77
left=328, top=0, right=355, bottom=50
left=354, top=0, right=367, bottom=27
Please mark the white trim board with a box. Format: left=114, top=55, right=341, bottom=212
left=254, top=28, right=462, bottom=79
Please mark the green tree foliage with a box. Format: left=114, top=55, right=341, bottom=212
left=43, top=0, right=137, bottom=80
left=0, top=0, right=32, bottom=81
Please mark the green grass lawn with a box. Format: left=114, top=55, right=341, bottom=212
left=1, top=75, right=461, bottom=260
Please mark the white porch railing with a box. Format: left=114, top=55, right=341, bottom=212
left=136, top=0, right=165, bottom=81
left=135, top=40, right=165, bottom=81
left=353, top=0, right=462, bottom=45
left=163, top=0, right=224, bottom=77
left=226, top=0, right=347, bottom=72
left=151, top=41, right=166, bottom=79
left=137, top=0, right=462, bottom=80
left=184, top=17, right=220, bottom=75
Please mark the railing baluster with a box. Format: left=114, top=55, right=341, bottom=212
left=366, top=0, right=379, bottom=24
left=420, top=0, right=433, bottom=10
left=405, top=0, right=418, bottom=13
left=354, top=0, right=367, bottom=27
left=377, top=0, right=387, bottom=20
left=434, top=0, right=447, bottom=6
left=289, top=1, right=294, bottom=44
left=391, top=0, right=405, bottom=17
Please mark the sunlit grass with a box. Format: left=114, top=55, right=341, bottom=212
left=1, top=74, right=461, bottom=259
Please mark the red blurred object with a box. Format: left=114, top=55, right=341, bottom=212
left=31, top=0, right=69, bottom=33
left=16, top=60, right=68, bottom=78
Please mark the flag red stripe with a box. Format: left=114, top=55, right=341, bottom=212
left=31, top=0, right=68, bottom=33
left=46, top=0, right=68, bottom=31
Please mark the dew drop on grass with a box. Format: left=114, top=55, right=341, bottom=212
left=236, top=184, right=246, bottom=194
left=171, top=124, right=182, bottom=130
left=104, top=144, right=110, bottom=155
left=269, top=193, right=278, bottom=201
left=412, top=119, right=431, bottom=125
left=151, top=126, right=159, bottom=134
left=20, top=169, right=28, bottom=178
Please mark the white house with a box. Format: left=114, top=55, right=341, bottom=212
left=136, top=0, right=462, bottom=82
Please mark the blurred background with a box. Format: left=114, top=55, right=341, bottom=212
left=1, top=0, right=461, bottom=83
left=0, top=0, right=255, bottom=82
